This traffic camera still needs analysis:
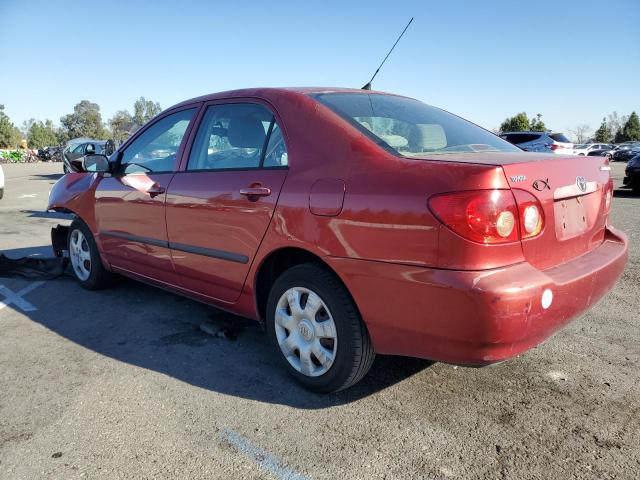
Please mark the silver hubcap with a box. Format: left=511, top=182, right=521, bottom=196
left=274, top=287, right=337, bottom=377
left=69, top=229, right=91, bottom=281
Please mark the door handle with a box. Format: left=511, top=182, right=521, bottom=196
left=240, top=186, right=272, bottom=199
left=147, top=185, right=166, bottom=198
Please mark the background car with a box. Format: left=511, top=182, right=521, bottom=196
left=574, top=143, right=614, bottom=156
left=0, top=163, right=4, bottom=199
left=63, top=140, right=107, bottom=173
left=623, top=153, right=640, bottom=193
left=611, top=143, right=640, bottom=162
left=499, top=131, right=574, bottom=154
left=587, top=147, right=616, bottom=157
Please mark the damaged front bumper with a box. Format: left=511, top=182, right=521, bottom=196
left=51, top=225, right=70, bottom=257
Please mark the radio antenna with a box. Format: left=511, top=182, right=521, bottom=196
left=362, top=17, right=414, bottom=90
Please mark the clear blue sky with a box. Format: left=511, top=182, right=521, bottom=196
left=1, top=0, right=638, bottom=134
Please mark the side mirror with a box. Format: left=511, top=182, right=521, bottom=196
left=82, top=154, right=111, bottom=173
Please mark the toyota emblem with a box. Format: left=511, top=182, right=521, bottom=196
left=576, top=176, right=587, bottom=192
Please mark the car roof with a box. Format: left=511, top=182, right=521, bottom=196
left=170, top=87, right=406, bottom=110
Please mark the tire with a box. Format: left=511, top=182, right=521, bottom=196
left=67, top=219, right=113, bottom=290
left=266, top=263, right=375, bottom=393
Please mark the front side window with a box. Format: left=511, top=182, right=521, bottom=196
left=187, top=103, right=287, bottom=170
left=314, top=93, right=519, bottom=156
left=120, top=108, right=195, bottom=174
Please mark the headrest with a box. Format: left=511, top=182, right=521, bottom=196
left=227, top=117, right=266, bottom=148
left=408, top=124, right=447, bottom=151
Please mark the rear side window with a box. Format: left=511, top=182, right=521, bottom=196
left=313, top=93, right=519, bottom=156
left=187, top=103, right=288, bottom=170
left=549, top=133, right=571, bottom=143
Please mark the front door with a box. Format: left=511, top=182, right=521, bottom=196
left=165, top=102, right=289, bottom=302
left=95, top=107, right=198, bottom=279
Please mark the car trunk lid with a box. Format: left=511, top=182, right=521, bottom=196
left=500, top=155, right=610, bottom=269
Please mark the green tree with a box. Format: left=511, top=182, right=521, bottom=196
left=617, top=111, right=640, bottom=142
left=529, top=113, right=546, bottom=132
left=27, top=120, right=59, bottom=149
left=500, top=112, right=530, bottom=132
left=0, top=104, right=23, bottom=148
left=133, top=97, right=161, bottom=126
left=60, top=100, right=107, bottom=140
left=593, top=118, right=613, bottom=143
left=108, top=110, right=134, bottom=144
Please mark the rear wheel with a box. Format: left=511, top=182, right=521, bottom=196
left=68, top=219, right=113, bottom=290
left=266, top=263, right=375, bottom=393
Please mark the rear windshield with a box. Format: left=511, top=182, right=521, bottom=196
left=549, top=133, right=571, bottom=143
left=313, top=93, right=519, bottom=156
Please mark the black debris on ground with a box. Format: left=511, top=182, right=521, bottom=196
left=0, top=254, right=68, bottom=280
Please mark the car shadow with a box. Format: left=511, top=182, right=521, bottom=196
left=613, top=187, right=639, bottom=198
left=0, top=246, right=433, bottom=408
left=30, top=173, right=64, bottom=181
left=22, top=209, right=73, bottom=220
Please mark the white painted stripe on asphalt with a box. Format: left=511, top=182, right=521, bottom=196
left=220, top=428, right=309, bottom=480
left=0, top=282, right=45, bottom=312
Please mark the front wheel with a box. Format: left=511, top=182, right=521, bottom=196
left=68, top=219, right=113, bottom=290
left=266, top=263, right=375, bottom=393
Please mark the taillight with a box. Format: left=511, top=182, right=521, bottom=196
left=428, top=190, right=519, bottom=244
left=549, top=144, right=563, bottom=151
left=429, top=189, right=546, bottom=244
left=512, top=189, right=545, bottom=239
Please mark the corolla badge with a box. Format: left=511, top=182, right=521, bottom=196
left=576, top=176, right=587, bottom=192
left=532, top=178, right=550, bottom=191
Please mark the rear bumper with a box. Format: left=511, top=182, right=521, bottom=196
left=329, top=226, right=628, bottom=365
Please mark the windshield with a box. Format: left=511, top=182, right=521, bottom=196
left=313, top=93, right=520, bottom=156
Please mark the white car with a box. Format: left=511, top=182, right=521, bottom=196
left=573, top=143, right=614, bottom=156
left=0, top=163, right=4, bottom=200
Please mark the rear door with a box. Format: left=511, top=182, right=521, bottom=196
left=165, top=101, right=289, bottom=302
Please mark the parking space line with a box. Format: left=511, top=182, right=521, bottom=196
left=0, top=282, right=45, bottom=312
left=220, top=428, right=309, bottom=480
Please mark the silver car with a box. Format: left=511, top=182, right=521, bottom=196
left=500, top=131, right=574, bottom=155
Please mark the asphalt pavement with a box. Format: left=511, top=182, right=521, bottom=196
left=0, top=161, right=638, bottom=479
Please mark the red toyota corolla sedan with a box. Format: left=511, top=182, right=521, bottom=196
left=48, top=88, right=628, bottom=392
